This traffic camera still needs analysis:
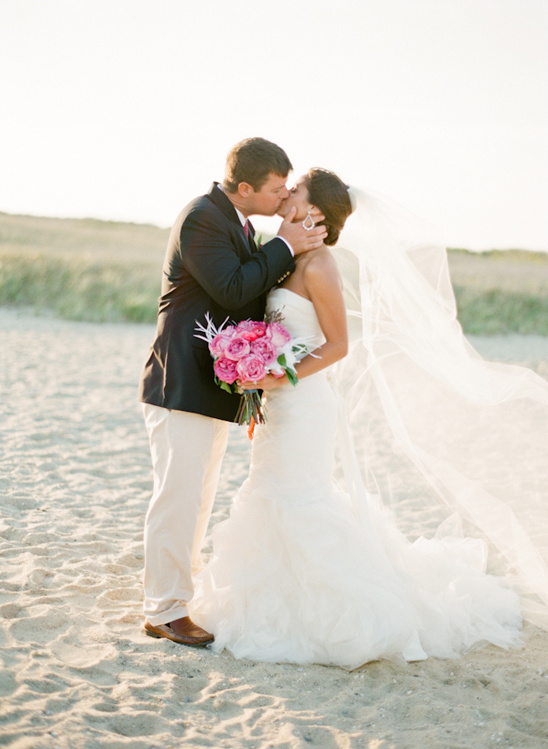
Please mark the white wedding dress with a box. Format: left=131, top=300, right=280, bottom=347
left=190, top=287, right=522, bottom=669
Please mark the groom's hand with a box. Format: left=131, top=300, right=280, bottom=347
left=277, top=207, right=328, bottom=255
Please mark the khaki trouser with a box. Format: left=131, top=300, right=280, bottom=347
left=142, top=403, right=229, bottom=625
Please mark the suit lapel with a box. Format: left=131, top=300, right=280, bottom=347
left=206, top=182, right=243, bottom=227
left=247, top=221, right=258, bottom=253
left=206, top=183, right=255, bottom=257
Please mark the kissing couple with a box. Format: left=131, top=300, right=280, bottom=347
left=138, top=137, right=547, bottom=669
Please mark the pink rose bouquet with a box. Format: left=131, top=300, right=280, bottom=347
left=195, top=311, right=314, bottom=428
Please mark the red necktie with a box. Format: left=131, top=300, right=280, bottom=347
left=244, top=219, right=249, bottom=238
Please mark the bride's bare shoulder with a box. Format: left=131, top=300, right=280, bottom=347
left=303, top=248, right=342, bottom=288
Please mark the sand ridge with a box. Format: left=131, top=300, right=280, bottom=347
left=1, top=309, right=547, bottom=748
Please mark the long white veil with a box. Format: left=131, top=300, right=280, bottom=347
left=332, top=189, right=548, bottom=630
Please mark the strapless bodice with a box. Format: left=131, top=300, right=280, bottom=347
left=266, top=288, right=324, bottom=344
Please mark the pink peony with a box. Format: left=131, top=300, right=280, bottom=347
left=235, top=320, right=268, bottom=342
left=236, top=354, right=268, bottom=383
left=224, top=335, right=251, bottom=361
left=250, top=337, right=278, bottom=366
left=214, top=356, right=239, bottom=384
left=266, top=322, right=291, bottom=348
left=209, top=328, right=236, bottom=358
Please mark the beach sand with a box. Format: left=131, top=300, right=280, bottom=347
left=1, top=308, right=547, bottom=749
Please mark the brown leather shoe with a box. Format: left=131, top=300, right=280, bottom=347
left=144, top=616, right=214, bottom=646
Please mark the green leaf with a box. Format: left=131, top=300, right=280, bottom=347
left=286, top=369, right=299, bottom=387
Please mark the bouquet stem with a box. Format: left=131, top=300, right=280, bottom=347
left=235, top=389, right=266, bottom=427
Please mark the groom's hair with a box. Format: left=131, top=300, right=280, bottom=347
left=223, top=138, right=292, bottom=193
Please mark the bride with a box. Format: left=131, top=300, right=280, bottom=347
left=190, top=169, right=548, bottom=669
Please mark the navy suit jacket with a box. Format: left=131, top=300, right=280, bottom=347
left=138, top=183, right=295, bottom=421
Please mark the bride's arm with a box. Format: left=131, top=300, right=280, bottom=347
left=250, top=253, right=348, bottom=390
left=294, top=253, right=349, bottom=378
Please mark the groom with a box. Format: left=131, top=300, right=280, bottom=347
left=138, top=137, right=327, bottom=645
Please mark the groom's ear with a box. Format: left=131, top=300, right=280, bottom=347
left=237, top=182, right=253, bottom=198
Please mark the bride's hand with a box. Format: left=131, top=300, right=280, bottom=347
left=241, top=374, right=286, bottom=391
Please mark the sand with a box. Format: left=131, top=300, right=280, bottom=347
left=1, top=308, right=547, bottom=749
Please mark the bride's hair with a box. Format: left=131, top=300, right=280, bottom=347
left=304, top=168, right=353, bottom=246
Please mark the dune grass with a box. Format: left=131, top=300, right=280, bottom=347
left=0, top=254, right=160, bottom=323
left=1, top=212, right=547, bottom=334
left=448, top=249, right=548, bottom=335
left=0, top=212, right=167, bottom=324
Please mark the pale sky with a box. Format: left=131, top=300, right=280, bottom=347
left=1, top=0, right=547, bottom=251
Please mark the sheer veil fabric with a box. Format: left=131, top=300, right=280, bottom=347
left=332, top=189, right=548, bottom=630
